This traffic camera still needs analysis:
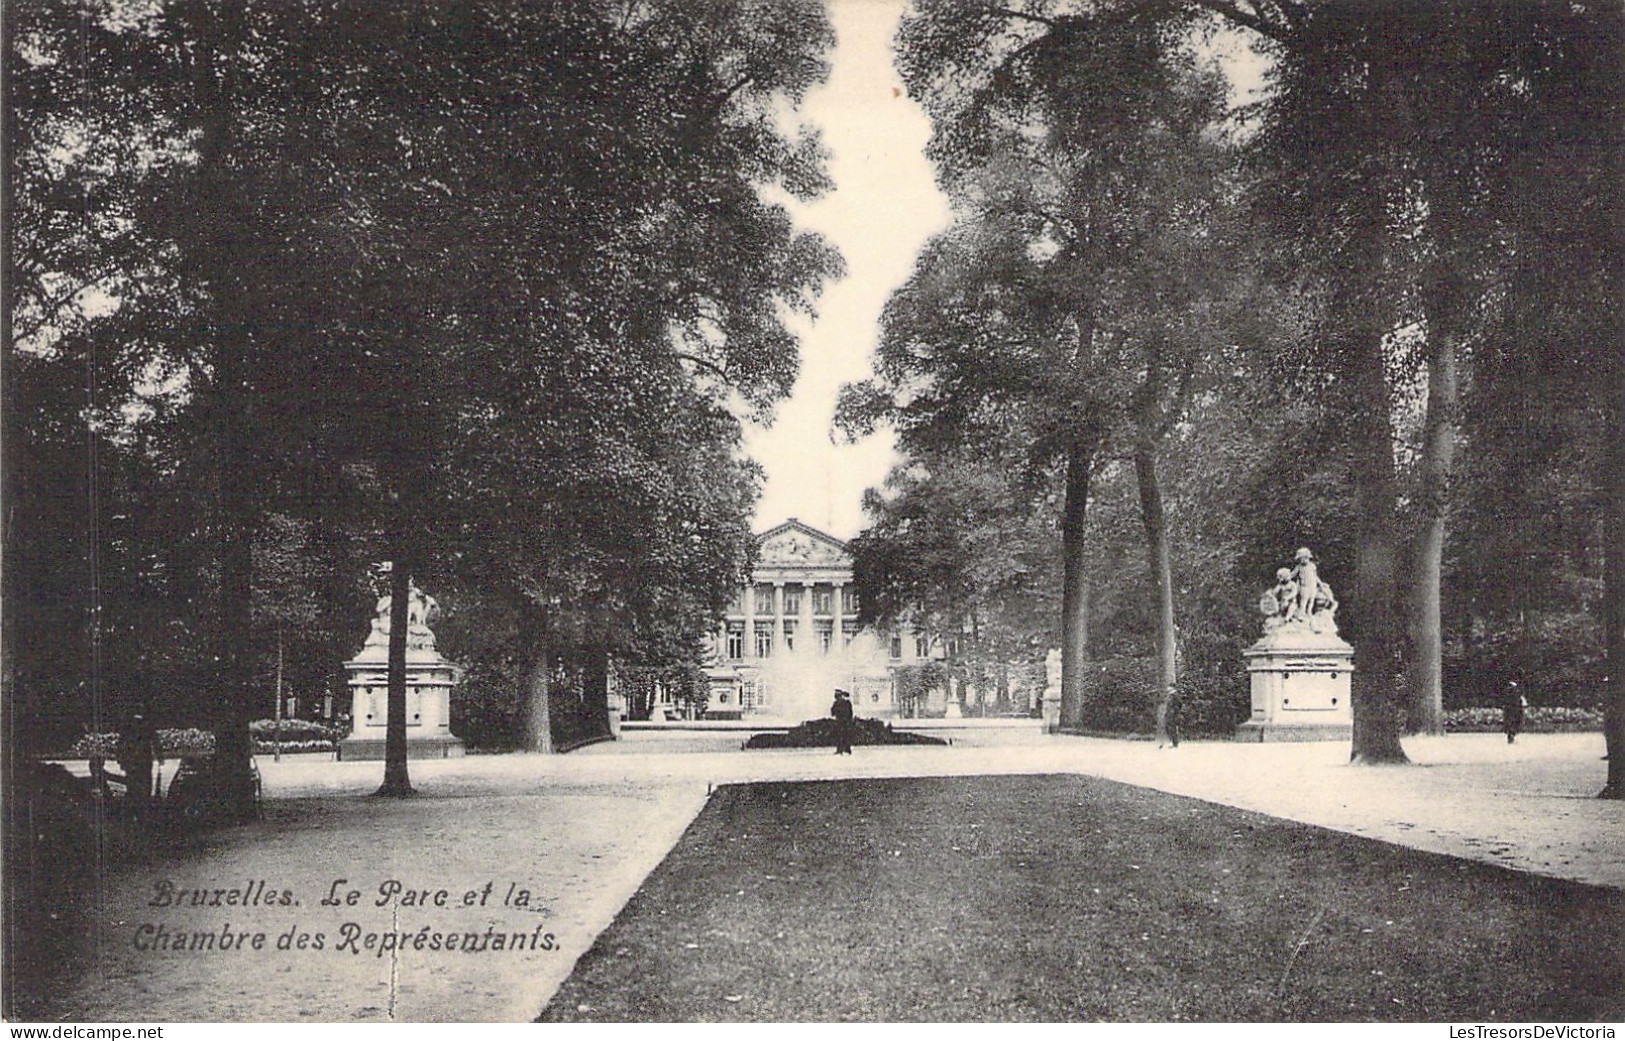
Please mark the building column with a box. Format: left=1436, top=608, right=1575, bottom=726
left=832, top=581, right=845, bottom=651
left=772, top=581, right=785, bottom=651
left=744, top=583, right=757, bottom=660
left=800, top=580, right=815, bottom=653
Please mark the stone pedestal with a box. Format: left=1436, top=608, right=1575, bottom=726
left=339, top=583, right=465, bottom=760
left=1235, top=627, right=1353, bottom=742
left=1041, top=648, right=1062, bottom=733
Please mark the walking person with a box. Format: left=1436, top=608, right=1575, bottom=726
left=1502, top=681, right=1528, bottom=745
left=831, top=689, right=855, bottom=755
left=1161, top=688, right=1183, bottom=749
left=116, top=708, right=162, bottom=818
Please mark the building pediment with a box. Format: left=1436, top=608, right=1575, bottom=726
left=757, top=518, right=849, bottom=569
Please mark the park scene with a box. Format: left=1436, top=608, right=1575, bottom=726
left=4, top=0, right=1622, bottom=1025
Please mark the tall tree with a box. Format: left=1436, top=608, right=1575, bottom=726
left=848, top=448, right=1061, bottom=676
left=857, top=0, right=1256, bottom=731
left=8, top=0, right=840, bottom=777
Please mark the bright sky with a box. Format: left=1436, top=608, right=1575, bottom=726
left=744, top=0, right=950, bottom=541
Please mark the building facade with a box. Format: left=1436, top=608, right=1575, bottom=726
left=697, top=518, right=939, bottom=721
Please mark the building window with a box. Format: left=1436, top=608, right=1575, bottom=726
left=842, top=622, right=858, bottom=648
left=726, top=625, right=744, bottom=660
left=890, top=635, right=903, bottom=659
left=813, top=590, right=832, bottom=615
left=784, top=621, right=796, bottom=651
left=915, top=634, right=931, bottom=658
left=783, top=590, right=801, bottom=616
left=817, top=622, right=833, bottom=653
left=945, top=636, right=960, bottom=658
left=756, top=627, right=774, bottom=658
left=846, top=591, right=861, bottom=614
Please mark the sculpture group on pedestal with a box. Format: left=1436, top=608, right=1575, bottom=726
left=339, top=570, right=464, bottom=761
left=1238, top=547, right=1354, bottom=742
left=1259, top=547, right=1339, bottom=636
left=364, top=580, right=441, bottom=651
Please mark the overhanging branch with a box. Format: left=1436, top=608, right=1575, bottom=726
left=672, top=350, right=730, bottom=380
left=1189, top=0, right=1290, bottom=42
left=979, top=5, right=1057, bottom=29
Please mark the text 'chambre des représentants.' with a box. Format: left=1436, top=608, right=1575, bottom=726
left=132, top=877, right=557, bottom=957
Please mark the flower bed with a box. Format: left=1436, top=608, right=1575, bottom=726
left=1442, top=706, right=1603, bottom=732
left=744, top=717, right=948, bottom=749
left=71, top=728, right=215, bottom=759
left=68, top=720, right=344, bottom=759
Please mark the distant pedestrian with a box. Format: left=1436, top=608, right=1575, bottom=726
left=1502, top=683, right=1527, bottom=745
left=831, top=689, right=855, bottom=755
left=116, top=709, right=161, bottom=816
left=1162, top=689, right=1183, bottom=749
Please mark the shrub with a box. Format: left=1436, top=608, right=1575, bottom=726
left=249, top=718, right=344, bottom=743
left=1078, top=657, right=1157, bottom=733
left=254, top=739, right=338, bottom=755
left=1070, top=655, right=1249, bottom=737
left=70, top=731, right=119, bottom=759
left=248, top=719, right=343, bottom=754
left=1174, top=665, right=1251, bottom=736
left=745, top=718, right=948, bottom=749
left=163, top=728, right=216, bottom=757
left=71, top=724, right=347, bottom=757
left=452, top=657, right=529, bottom=752
left=1443, top=615, right=1604, bottom=709
left=1442, top=706, right=1603, bottom=732
left=71, top=728, right=216, bottom=759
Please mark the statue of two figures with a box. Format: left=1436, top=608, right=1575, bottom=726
left=1259, top=547, right=1338, bottom=636
left=364, top=576, right=440, bottom=651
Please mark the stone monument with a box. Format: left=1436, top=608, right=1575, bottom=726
left=1042, top=647, right=1063, bottom=733
left=1236, top=547, right=1354, bottom=742
left=339, top=577, right=465, bottom=760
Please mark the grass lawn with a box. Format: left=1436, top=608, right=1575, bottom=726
left=540, top=774, right=1623, bottom=1022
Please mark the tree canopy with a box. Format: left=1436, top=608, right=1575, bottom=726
left=4, top=0, right=842, bottom=777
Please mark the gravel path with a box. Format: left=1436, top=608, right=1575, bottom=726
left=30, top=728, right=1621, bottom=1022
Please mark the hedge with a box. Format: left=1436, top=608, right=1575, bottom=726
left=69, top=720, right=345, bottom=759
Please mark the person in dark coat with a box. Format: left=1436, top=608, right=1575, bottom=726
left=1502, top=682, right=1528, bottom=745
left=116, top=710, right=161, bottom=816
left=1162, top=688, right=1183, bottom=749
left=831, top=689, right=855, bottom=755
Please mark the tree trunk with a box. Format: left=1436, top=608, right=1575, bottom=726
left=212, top=428, right=257, bottom=808
left=374, top=557, right=414, bottom=796
left=1405, top=268, right=1463, bottom=735
left=583, top=643, right=611, bottom=740
left=194, top=0, right=258, bottom=820
left=273, top=627, right=283, bottom=763
left=1135, top=441, right=1178, bottom=745
left=1347, top=323, right=1410, bottom=764
left=1600, top=337, right=1624, bottom=799
left=519, top=600, right=553, bottom=754
left=1059, top=431, right=1098, bottom=729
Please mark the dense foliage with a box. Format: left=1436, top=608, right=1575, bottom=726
left=849, top=0, right=1620, bottom=786
left=4, top=0, right=842, bottom=778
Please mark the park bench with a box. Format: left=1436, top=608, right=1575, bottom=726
left=165, top=756, right=263, bottom=824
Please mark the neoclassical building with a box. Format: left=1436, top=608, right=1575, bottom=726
left=698, top=519, right=939, bottom=721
